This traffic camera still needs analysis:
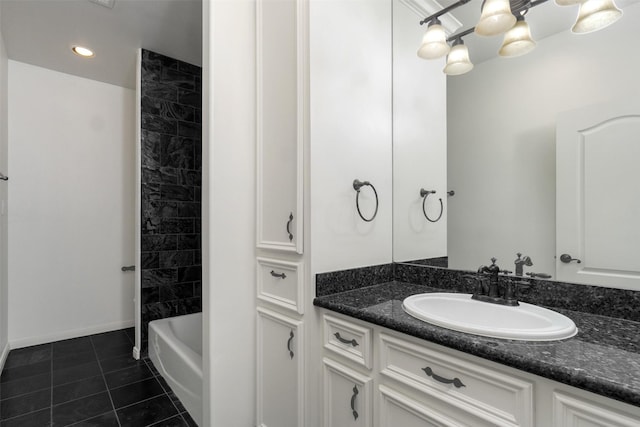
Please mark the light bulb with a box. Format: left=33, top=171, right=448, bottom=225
left=475, top=0, right=517, bottom=36
left=417, top=19, right=450, bottom=59
left=72, top=46, right=95, bottom=57
left=572, top=0, right=623, bottom=33
left=499, top=16, right=536, bottom=57
left=443, top=40, right=474, bottom=75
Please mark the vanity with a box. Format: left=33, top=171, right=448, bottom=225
left=314, top=266, right=640, bottom=426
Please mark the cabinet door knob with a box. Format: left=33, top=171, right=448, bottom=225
left=350, top=385, right=359, bottom=420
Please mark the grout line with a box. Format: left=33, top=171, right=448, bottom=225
left=112, top=392, right=166, bottom=412
left=143, top=358, right=187, bottom=423
left=64, top=410, right=115, bottom=426
left=0, top=382, right=52, bottom=402
left=89, top=336, right=122, bottom=427
left=0, top=406, right=51, bottom=424
left=145, top=413, right=184, bottom=427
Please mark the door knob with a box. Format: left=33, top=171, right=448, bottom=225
left=560, top=254, right=581, bottom=264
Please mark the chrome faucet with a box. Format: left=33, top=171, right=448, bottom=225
left=514, top=253, right=533, bottom=276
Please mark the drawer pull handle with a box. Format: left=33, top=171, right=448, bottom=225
left=350, top=385, right=359, bottom=420
left=422, top=366, right=466, bottom=388
left=270, top=270, right=287, bottom=279
left=334, top=332, right=359, bottom=347
left=287, top=330, right=294, bottom=359
left=286, top=212, right=294, bottom=242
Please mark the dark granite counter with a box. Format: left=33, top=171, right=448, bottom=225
left=314, top=281, right=640, bottom=408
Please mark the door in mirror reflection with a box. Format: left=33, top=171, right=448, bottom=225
left=556, top=98, right=640, bottom=290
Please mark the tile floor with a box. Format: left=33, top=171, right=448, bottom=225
left=0, top=328, right=197, bottom=426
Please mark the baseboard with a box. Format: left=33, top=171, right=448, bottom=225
left=0, top=340, right=10, bottom=372
left=9, top=319, right=135, bottom=349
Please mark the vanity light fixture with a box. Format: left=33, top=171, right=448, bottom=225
left=499, top=14, right=536, bottom=57
left=72, top=46, right=95, bottom=58
left=417, top=18, right=450, bottom=59
left=417, top=0, right=624, bottom=75
left=475, top=0, right=517, bottom=36
left=418, top=0, right=472, bottom=59
left=444, top=34, right=475, bottom=75
left=571, top=0, right=623, bottom=33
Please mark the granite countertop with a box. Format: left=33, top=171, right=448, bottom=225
left=313, top=281, right=640, bottom=408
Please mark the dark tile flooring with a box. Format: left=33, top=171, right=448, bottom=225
left=0, top=328, right=197, bottom=426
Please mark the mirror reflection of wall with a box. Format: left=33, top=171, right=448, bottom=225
left=393, top=1, right=640, bottom=288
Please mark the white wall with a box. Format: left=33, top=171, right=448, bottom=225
left=202, top=0, right=256, bottom=426
left=7, top=61, right=135, bottom=347
left=392, top=0, right=448, bottom=263
left=448, top=5, right=640, bottom=276
left=0, top=7, right=10, bottom=366
left=310, top=0, right=393, bottom=274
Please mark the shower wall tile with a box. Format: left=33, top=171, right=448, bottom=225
left=140, top=49, right=202, bottom=350
left=141, top=235, right=177, bottom=252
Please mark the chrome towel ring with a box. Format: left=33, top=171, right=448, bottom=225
left=353, top=179, right=379, bottom=222
left=420, top=188, right=443, bottom=223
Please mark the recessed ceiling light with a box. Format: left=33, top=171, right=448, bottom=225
left=72, top=46, right=95, bottom=58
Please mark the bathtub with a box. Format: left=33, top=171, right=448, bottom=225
left=149, top=312, right=202, bottom=426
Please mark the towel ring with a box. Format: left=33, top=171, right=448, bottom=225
left=353, top=179, right=379, bottom=222
left=420, top=188, right=443, bottom=223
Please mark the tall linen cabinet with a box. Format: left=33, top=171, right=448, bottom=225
left=255, top=0, right=309, bottom=426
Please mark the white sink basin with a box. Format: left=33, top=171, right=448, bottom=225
left=402, top=293, right=577, bottom=341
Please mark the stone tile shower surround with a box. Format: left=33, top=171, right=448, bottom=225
left=140, top=50, right=202, bottom=347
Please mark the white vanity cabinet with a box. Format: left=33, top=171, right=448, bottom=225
left=552, top=391, right=640, bottom=427
left=256, top=0, right=305, bottom=254
left=323, top=358, right=373, bottom=427
left=257, top=307, right=304, bottom=427
left=319, top=310, right=640, bottom=427
left=378, top=333, right=533, bottom=427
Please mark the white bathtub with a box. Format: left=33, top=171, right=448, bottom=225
left=149, top=312, right=202, bottom=426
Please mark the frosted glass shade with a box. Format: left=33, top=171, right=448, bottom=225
left=475, top=0, right=517, bottom=36
left=443, top=43, right=474, bottom=75
left=499, top=18, right=536, bottom=57
left=572, top=0, right=623, bottom=33
left=417, top=21, right=450, bottom=59
left=555, top=0, right=584, bottom=6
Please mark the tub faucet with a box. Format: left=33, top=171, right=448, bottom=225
left=514, top=253, right=533, bottom=276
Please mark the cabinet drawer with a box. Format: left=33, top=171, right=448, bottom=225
left=379, top=334, right=533, bottom=427
left=553, top=392, right=640, bottom=427
left=379, top=385, right=502, bottom=427
left=324, top=314, right=372, bottom=369
left=257, top=257, right=304, bottom=314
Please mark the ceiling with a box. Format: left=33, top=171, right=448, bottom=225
left=0, top=0, right=202, bottom=89
left=1, top=0, right=634, bottom=88
left=432, top=0, right=637, bottom=64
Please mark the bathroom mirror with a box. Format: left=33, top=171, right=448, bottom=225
left=392, top=0, right=640, bottom=290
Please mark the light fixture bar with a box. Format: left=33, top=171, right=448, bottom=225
left=447, top=27, right=475, bottom=43
left=445, top=0, right=549, bottom=43
left=419, top=0, right=473, bottom=25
